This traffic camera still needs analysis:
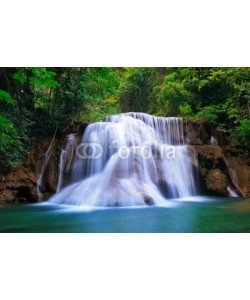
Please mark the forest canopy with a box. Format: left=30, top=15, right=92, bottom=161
left=0, top=67, right=249, bottom=172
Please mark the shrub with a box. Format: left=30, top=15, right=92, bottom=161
left=195, top=105, right=223, bottom=124
left=179, top=103, right=193, bottom=117
left=235, top=119, right=250, bottom=147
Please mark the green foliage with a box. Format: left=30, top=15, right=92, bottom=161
left=0, top=114, right=21, bottom=171
left=0, top=89, right=15, bottom=105
left=80, top=68, right=120, bottom=102
left=80, top=96, right=120, bottom=122
left=81, top=102, right=120, bottom=122
left=195, top=105, right=224, bottom=124
left=235, top=119, right=250, bottom=147
left=0, top=67, right=121, bottom=171
left=0, top=87, right=20, bottom=170
left=158, top=80, right=192, bottom=116
left=118, top=67, right=250, bottom=147
left=50, top=67, right=120, bottom=126
left=0, top=67, right=250, bottom=172
left=179, top=103, right=193, bottom=117
left=119, top=68, right=165, bottom=113
left=29, top=67, right=59, bottom=88
left=13, top=70, right=26, bottom=84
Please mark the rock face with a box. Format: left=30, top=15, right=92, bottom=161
left=184, top=118, right=211, bottom=146
left=0, top=140, right=52, bottom=205
left=191, top=145, right=229, bottom=195
left=184, top=120, right=249, bottom=197
left=0, top=122, right=88, bottom=205
left=0, top=118, right=249, bottom=204
left=206, top=169, right=227, bottom=195
left=224, top=155, right=250, bottom=197
left=0, top=168, right=37, bottom=204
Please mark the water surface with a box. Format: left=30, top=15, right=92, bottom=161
left=0, top=197, right=249, bottom=233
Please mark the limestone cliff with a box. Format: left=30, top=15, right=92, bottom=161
left=0, top=123, right=87, bottom=205
left=184, top=119, right=249, bottom=197
left=0, top=119, right=249, bottom=204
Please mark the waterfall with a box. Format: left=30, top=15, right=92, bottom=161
left=227, top=186, right=238, bottom=197
left=56, top=134, right=77, bottom=193
left=210, top=136, right=218, bottom=146
left=223, top=155, right=244, bottom=197
left=36, top=147, right=51, bottom=200
left=49, top=113, right=198, bottom=207
left=210, top=135, right=242, bottom=197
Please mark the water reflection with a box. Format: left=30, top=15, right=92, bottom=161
left=0, top=197, right=248, bottom=233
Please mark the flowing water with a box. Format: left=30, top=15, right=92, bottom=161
left=210, top=136, right=218, bottom=146
left=36, top=147, right=51, bottom=200
left=4, top=113, right=246, bottom=232
left=56, top=134, right=77, bottom=193
left=49, top=113, right=199, bottom=207
left=227, top=186, right=238, bottom=197
left=209, top=135, right=239, bottom=197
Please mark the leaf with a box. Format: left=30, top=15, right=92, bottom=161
left=0, top=89, right=15, bottom=105
left=13, top=71, right=27, bottom=84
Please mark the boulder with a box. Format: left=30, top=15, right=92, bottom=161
left=0, top=139, right=59, bottom=204
left=206, top=169, right=227, bottom=195
left=224, top=155, right=250, bottom=197
left=192, top=145, right=228, bottom=196
left=0, top=166, right=37, bottom=204
left=184, top=119, right=210, bottom=145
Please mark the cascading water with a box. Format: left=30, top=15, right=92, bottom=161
left=56, top=134, right=77, bottom=193
left=227, top=186, right=238, bottom=197
left=36, top=147, right=51, bottom=200
left=223, top=156, right=242, bottom=197
left=209, top=135, right=240, bottom=197
left=49, top=113, right=198, bottom=207
left=210, top=136, right=218, bottom=146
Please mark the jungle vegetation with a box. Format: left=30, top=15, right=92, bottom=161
left=0, top=67, right=249, bottom=171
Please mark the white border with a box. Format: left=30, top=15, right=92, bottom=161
left=0, top=1, right=250, bottom=299
left=1, top=234, right=250, bottom=300
left=0, top=0, right=249, bottom=66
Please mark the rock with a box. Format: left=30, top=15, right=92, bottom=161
left=194, top=145, right=223, bottom=159
left=192, top=144, right=249, bottom=197
left=193, top=145, right=228, bottom=196
left=0, top=165, right=37, bottom=205
left=184, top=119, right=211, bottom=145
left=42, top=147, right=59, bottom=194
left=0, top=189, right=16, bottom=204
left=0, top=121, right=90, bottom=205
left=0, top=118, right=249, bottom=204
left=194, top=145, right=224, bottom=170
left=206, top=169, right=227, bottom=195
left=224, top=155, right=250, bottom=197
left=0, top=139, right=59, bottom=205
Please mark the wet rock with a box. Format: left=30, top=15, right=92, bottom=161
left=0, top=166, right=37, bottom=204
left=194, top=145, right=224, bottom=173
left=0, top=139, right=58, bottom=204
left=224, top=155, right=250, bottom=197
left=192, top=145, right=227, bottom=195
left=206, top=169, right=227, bottom=195
left=0, top=117, right=249, bottom=204
left=184, top=119, right=211, bottom=145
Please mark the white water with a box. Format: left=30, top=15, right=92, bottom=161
left=223, top=156, right=243, bottom=197
left=227, top=186, right=238, bottom=197
left=36, top=147, right=51, bottom=200
left=49, top=113, right=198, bottom=207
left=210, top=135, right=240, bottom=197
left=56, top=134, right=77, bottom=193
left=210, top=136, right=218, bottom=146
